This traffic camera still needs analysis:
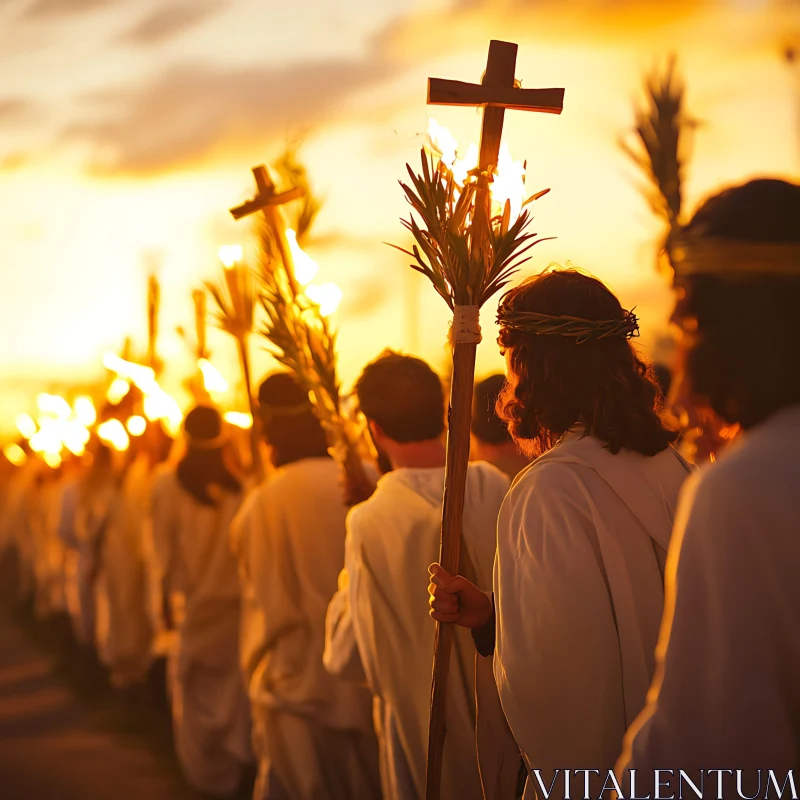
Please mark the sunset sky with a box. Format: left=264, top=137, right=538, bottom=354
left=1, top=0, right=798, bottom=434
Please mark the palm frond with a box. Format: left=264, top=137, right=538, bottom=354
left=393, top=149, right=548, bottom=312
left=204, top=263, right=257, bottom=341
left=621, top=55, right=697, bottom=257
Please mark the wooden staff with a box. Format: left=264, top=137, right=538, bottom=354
left=222, top=261, right=264, bottom=481
left=147, top=273, right=160, bottom=372
left=230, top=165, right=374, bottom=502
left=424, top=41, right=563, bottom=800
left=193, top=288, right=208, bottom=361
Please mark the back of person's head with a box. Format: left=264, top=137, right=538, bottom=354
left=497, top=269, right=676, bottom=457
left=355, top=350, right=445, bottom=443
left=472, top=374, right=513, bottom=445
left=177, top=405, right=240, bottom=506
left=675, top=178, right=800, bottom=429
left=258, top=372, right=329, bottom=467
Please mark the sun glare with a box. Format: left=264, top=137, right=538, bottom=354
left=218, top=244, right=243, bottom=269
left=198, top=358, right=229, bottom=394
left=224, top=411, right=253, bottom=429
left=305, top=282, right=343, bottom=317
left=286, top=230, right=319, bottom=287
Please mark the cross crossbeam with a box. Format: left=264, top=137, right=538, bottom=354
left=428, top=78, right=564, bottom=114
left=229, top=165, right=304, bottom=221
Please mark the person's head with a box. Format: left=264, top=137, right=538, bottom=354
left=670, top=178, right=800, bottom=429
left=472, top=374, right=513, bottom=447
left=354, top=351, right=445, bottom=466
left=177, top=405, right=240, bottom=506
left=496, top=269, right=677, bottom=458
left=258, top=372, right=329, bottom=467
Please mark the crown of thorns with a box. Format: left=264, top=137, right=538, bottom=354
left=496, top=305, right=640, bottom=344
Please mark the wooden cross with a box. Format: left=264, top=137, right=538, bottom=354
left=429, top=40, right=563, bottom=252
left=423, top=40, right=564, bottom=800
left=230, top=165, right=305, bottom=296
left=428, top=39, right=563, bottom=177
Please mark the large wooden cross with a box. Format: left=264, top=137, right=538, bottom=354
left=428, top=39, right=563, bottom=181
left=424, top=40, right=563, bottom=800
left=230, top=165, right=305, bottom=295
left=430, top=40, right=563, bottom=256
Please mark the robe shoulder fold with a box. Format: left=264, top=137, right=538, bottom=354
left=619, top=406, right=800, bottom=775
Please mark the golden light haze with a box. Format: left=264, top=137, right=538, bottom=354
left=0, top=0, right=798, bottom=434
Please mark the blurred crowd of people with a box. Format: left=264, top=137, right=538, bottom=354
left=1, top=177, right=797, bottom=800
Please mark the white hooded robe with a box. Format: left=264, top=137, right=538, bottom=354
left=493, top=432, right=690, bottom=797
left=150, top=468, right=251, bottom=797
left=230, top=456, right=379, bottom=800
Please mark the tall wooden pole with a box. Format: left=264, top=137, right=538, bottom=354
left=147, top=273, right=160, bottom=373
left=236, top=333, right=263, bottom=481
left=426, top=41, right=519, bottom=800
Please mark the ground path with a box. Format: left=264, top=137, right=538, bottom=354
left=0, top=553, right=199, bottom=800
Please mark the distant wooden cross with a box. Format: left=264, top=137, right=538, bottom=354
left=423, top=40, right=564, bottom=800
left=230, top=165, right=305, bottom=295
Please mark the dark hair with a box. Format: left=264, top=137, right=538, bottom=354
left=258, top=373, right=330, bottom=467
left=652, top=363, right=673, bottom=400
left=177, top=406, right=241, bottom=506
left=355, top=350, right=445, bottom=443
left=497, top=269, right=677, bottom=456
left=677, top=178, right=800, bottom=429
left=472, top=374, right=513, bottom=445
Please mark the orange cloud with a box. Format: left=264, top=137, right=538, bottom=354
left=22, top=0, right=120, bottom=18
left=63, top=58, right=397, bottom=175
left=118, top=0, right=229, bottom=46
left=0, top=98, right=39, bottom=124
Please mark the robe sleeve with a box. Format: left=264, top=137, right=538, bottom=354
left=617, top=469, right=797, bottom=777
left=471, top=594, right=496, bottom=657
left=323, top=525, right=368, bottom=684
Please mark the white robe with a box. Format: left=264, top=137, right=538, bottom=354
left=493, top=432, right=690, bottom=796
left=30, top=474, right=68, bottom=618
left=72, top=473, right=120, bottom=649
left=325, top=462, right=509, bottom=800
left=151, top=468, right=251, bottom=797
left=95, top=454, right=155, bottom=686
left=57, top=478, right=92, bottom=644
left=4, top=460, right=40, bottom=602
left=230, top=457, right=378, bottom=800
left=618, top=405, right=800, bottom=782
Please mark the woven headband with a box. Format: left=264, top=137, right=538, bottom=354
left=497, top=306, right=640, bottom=345
left=671, top=237, right=800, bottom=279
left=260, top=402, right=313, bottom=422
left=184, top=429, right=228, bottom=450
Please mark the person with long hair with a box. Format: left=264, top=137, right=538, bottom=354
left=230, top=372, right=379, bottom=800
left=617, top=179, right=800, bottom=777
left=428, top=269, right=691, bottom=796
left=150, top=405, right=251, bottom=797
